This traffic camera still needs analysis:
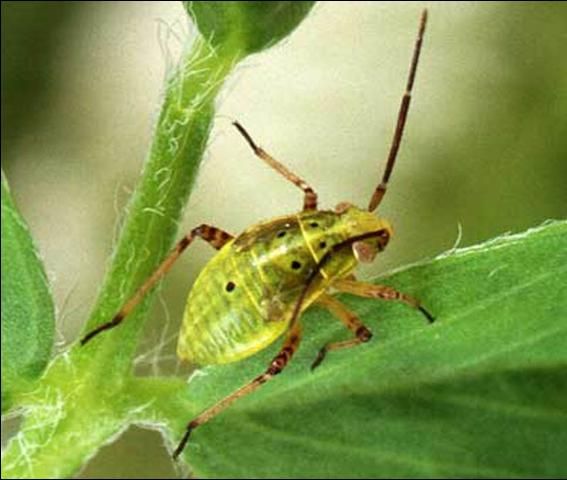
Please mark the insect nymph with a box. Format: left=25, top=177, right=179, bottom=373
left=81, top=10, right=433, bottom=459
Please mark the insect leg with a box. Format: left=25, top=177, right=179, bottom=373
left=80, top=224, right=233, bottom=345
left=333, top=278, right=435, bottom=323
left=173, top=323, right=302, bottom=459
left=233, top=121, right=318, bottom=210
left=311, top=294, right=372, bottom=371
left=368, top=9, right=428, bottom=212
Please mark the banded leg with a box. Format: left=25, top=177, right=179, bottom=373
left=311, top=294, right=373, bottom=371
left=233, top=121, right=317, bottom=210
left=173, top=323, right=302, bottom=459
left=333, top=278, right=435, bottom=323
left=80, top=224, right=233, bottom=345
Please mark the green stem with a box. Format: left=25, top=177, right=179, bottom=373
left=81, top=38, right=240, bottom=376
left=0, top=36, right=241, bottom=480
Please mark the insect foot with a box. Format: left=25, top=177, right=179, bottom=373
left=173, top=420, right=198, bottom=460
left=419, top=306, right=436, bottom=324
left=311, top=326, right=374, bottom=372
left=310, top=348, right=328, bottom=371
left=80, top=314, right=124, bottom=345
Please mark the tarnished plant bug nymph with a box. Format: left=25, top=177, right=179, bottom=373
left=81, top=9, right=434, bottom=459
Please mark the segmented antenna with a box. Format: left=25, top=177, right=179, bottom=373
left=368, top=9, right=428, bottom=212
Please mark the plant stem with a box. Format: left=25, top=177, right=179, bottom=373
left=1, top=36, right=241, bottom=480
left=80, top=38, right=240, bottom=376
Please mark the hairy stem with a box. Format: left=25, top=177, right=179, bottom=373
left=1, top=36, right=240, bottom=480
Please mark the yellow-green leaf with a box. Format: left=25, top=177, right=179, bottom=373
left=178, top=220, right=567, bottom=478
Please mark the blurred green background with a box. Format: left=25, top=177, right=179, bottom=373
left=2, top=1, right=566, bottom=478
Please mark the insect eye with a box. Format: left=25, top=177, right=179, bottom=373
left=291, top=260, right=302, bottom=270
left=309, top=222, right=319, bottom=228
left=277, top=231, right=286, bottom=238
left=225, top=281, right=236, bottom=292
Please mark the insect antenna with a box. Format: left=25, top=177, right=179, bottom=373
left=368, top=9, right=428, bottom=212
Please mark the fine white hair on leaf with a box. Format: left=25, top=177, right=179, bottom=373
left=380, top=219, right=563, bottom=281
left=7, top=386, right=67, bottom=476
left=436, top=220, right=562, bottom=260
left=487, top=265, right=507, bottom=278
left=124, top=400, right=156, bottom=421
left=153, top=292, right=173, bottom=376
left=142, top=207, right=165, bottom=217
left=155, top=15, right=191, bottom=83
left=117, top=246, right=139, bottom=301
left=154, top=166, right=173, bottom=192
left=186, top=368, right=208, bottom=385
left=111, top=180, right=131, bottom=249
left=213, top=50, right=246, bottom=110
left=54, top=280, right=83, bottom=349
left=133, top=288, right=177, bottom=375
left=448, top=221, right=463, bottom=255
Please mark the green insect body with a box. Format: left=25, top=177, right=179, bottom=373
left=178, top=206, right=392, bottom=365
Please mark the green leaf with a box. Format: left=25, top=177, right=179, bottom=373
left=1, top=171, right=55, bottom=412
left=174, top=220, right=567, bottom=478
left=184, top=1, right=316, bottom=57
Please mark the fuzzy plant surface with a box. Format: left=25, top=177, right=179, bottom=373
left=2, top=2, right=567, bottom=480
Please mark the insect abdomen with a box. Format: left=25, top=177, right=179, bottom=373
left=177, top=210, right=360, bottom=366
left=177, top=242, right=289, bottom=365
